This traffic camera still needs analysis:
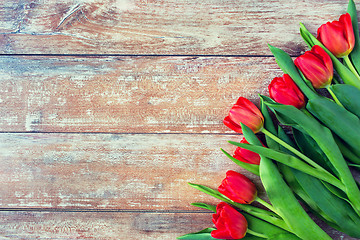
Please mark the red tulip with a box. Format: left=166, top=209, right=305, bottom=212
left=233, top=137, right=264, bottom=165
left=211, top=202, right=248, bottom=239
left=294, top=45, right=333, bottom=88
left=223, top=97, right=264, bottom=133
left=218, top=170, right=257, bottom=204
left=317, top=13, right=355, bottom=58
left=268, top=74, right=307, bottom=108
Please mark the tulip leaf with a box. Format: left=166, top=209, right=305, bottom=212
left=191, top=202, right=216, bottom=212
left=330, top=84, right=360, bottom=118
left=177, top=228, right=221, bottom=240
left=306, top=96, right=360, bottom=158
left=188, top=183, right=227, bottom=201
left=300, top=27, right=313, bottom=49
left=349, top=163, right=360, bottom=168
left=243, top=213, right=301, bottom=240
left=299, top=23, right=360, bottom=89
left=220, top=148, right=260, bottom=176
left=292, top=170, right=360, bottom=238
left=258, top=151, right=332, bottom=239
left=259, top=96, right=303, bottom=131
left=292, top=128, right=337, bottom=175
left=228, top=141, right=343, bottom=190
left=334, top=136, right=360, bottom=164
left=348, top=0, right=360, bottom=74
left=241, top=235, right=267, bottom=240
left=262, top=95, right=360, bottom=215
left=260, top=98, right=280, bottom=151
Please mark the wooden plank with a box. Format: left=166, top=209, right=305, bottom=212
left=0, top=133, right=266, bottom=209
left=0, top=56, right=282, bottom=133
left=0, top=211, right=357, bottom=240
left=0, top=211, right=213, bottom=239
left=0, top=0, right=354, bottom=55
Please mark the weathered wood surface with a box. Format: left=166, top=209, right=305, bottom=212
left=0, top=56, right=280, bottom=133
left=0, top=133, right=267, bottom=209
left=1, top=0, right=360, bottom=239
left=0, top=0, right=356, bottom=55
left=0, top=211, right=213, bottom=239
left=0, top=211, right=356, bottom=240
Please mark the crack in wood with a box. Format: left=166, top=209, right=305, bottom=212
left=56, top=3, right=83, bottom=31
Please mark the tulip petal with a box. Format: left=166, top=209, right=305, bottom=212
left=317, top=13, right=354, bottom=58
left=223, top=116, right=242, bottom=133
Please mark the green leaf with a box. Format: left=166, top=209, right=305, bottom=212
left=306, top=96, right=360, bottom=158
left=262, top=95, right=360, bottom=215
left=330, top=84, right=360, bottom=119
left=259, top=96, right=301, bottom=129
left=300, top=26, right=313, bottom=49
left=348, top=0, right=360, bottom=74
left=228, top=141, right=343, bottom=190
left=243, top=213, right=301, bottom=239
left=275, top=127, right=360, bottom=237
left=260, top=98, right=280, bottom=150
left=334, top=135, right=360, bottom=164
left=349, top=163, right=360, bottom=168
left=188, top=183, right=227, bottom=201
left=242, top=234, right=267, bottom=240
left=292, top=128, right=337, bottom=175
left=191, top=202, right=216, bottom=212
left=293, top=172, right=360, bottom=237
left=177, top=228, right=221, bottom=240
left=221, top=148, right=259, bottom=176
left=259, top=154, right=332, bottom=239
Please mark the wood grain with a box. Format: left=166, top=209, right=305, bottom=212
left=0, top=211, right=357, bottom=240
left=0, top=0, right=356, bottom=55
left=0, top=133, right=265, bottom=209
left=0, top=211, right=213, bottom=240
left=0, top=55, right=282, bottom=133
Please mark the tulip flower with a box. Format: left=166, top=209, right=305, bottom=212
left=211, top=202, right=248, bottom=239
left=294, top=45, right=333, bottom=89
left=317, top=13, right=355, bottom=58
left=268, top=74, right=307, bottom=108
left=233, top=137, right=264, bottom=165
left=218, top=170, right=257, bottom=204
left=223, top=97, right=264, bottom=133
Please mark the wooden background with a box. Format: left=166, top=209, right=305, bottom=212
left=0, top=0, right=359, bottom=239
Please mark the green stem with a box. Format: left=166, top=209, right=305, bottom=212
left=344, top=55, right=360, bottom=81
left=255, top=196, right=277, bottom=214
left=261, top=128, right=329, bottom=173
left=326, top=86, right=344, bottom=108
left=300, top=108, right=312, bottom=118
left=230, top=201, right=292, bottom=233
left=247, top=229, right=268, bottom=238
left=188, top=183, right=293, bottom=233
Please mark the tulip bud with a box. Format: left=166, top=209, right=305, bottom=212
left=223, top=97, right=264, bottom=133
left=294, top=45, right=333, bottom=88
left=317, top=13, right=355, bottom=58
left=218, top=170, right=257, bottom=204
left=268, top=74, right=307, bottom=108
left=211, top=202, right=248, bottom=239
left=233, top=137, right=264, bottom=165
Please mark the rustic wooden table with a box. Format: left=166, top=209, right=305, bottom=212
left=0, top=0, right=359, bottom=239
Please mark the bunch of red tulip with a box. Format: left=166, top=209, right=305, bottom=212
left=179, top=0, right=360, bottom=239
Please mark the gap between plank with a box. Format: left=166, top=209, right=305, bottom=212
left=0, top=53, right=281, bottom=58
left=0, top=208, right=212, bottom=213
left=0, top=131, right=241, bottom=136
